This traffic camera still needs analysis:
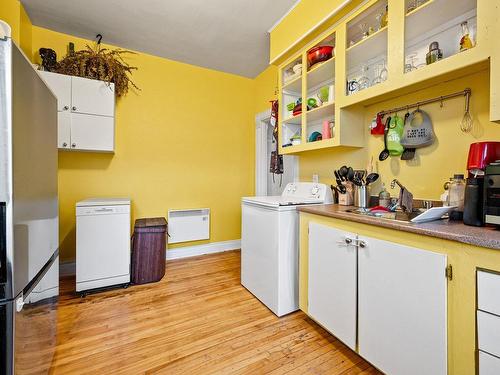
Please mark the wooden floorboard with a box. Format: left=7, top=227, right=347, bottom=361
left=48, top=250, right=381, bottom=374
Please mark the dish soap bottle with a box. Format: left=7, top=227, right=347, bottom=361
left=379, top=183, right=391, bottom=208
left=459, top=21, right=474, bottom=51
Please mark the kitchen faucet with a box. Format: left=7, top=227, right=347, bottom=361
left=390, top=179, right=414, bottom=212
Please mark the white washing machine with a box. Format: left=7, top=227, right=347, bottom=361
left=241, top=182, right=333, bottom=316
left=76, top=198, right=131, bottom=293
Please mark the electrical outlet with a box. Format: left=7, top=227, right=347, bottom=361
left=312, top=174, right=319, bottom=183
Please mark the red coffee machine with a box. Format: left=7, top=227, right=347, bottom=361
left=464, top=142, right=500, bottom=226
left=467, top=142, right=500, bottom=176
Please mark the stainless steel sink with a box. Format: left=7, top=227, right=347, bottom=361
left=345, top=208, right=426, bottom=222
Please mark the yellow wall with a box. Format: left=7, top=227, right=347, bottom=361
left=19, top=5, right=32, bottom=57
left=0, top=0, right=24, bottom=45
left=254, top=65, right=278, bottom=114
left=30, top=26, right=255, bottom=261
left=300, top=69, right=500, bottom=200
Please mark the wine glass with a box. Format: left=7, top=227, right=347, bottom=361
left=405, top=53, right=418, bottom=73
left=375, top=13, right=383, bottom=30
left=372, top=65, right=382, bottom=85
left=359, top=23, right=368, bottom=41
left=379, top=60, right=388, bottom=82
left=357, top=64, right=371, bottom=91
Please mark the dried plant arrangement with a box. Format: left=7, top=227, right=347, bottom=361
left=55, top=44, right=140, bottom=97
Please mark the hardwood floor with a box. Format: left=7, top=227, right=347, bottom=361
left=50, top=250, right=381, bottom=374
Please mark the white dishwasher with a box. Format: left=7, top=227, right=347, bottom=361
left=76, top=198, right=131, bottom=293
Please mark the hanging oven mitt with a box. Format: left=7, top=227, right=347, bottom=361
left=387, top=114, right=404, bottom=156
left=400, top=109, right=435, bottom=148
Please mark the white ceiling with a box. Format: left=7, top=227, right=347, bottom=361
left=21, top=0, right=299, bottom=78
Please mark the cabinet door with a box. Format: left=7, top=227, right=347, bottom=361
left=71, top=76, right=115, bottom=117
left=57, top=111, right=71, bottom=149
left=39, top=71, right=71, bottom=112
left=358, top=236, right=447, bottom=375
left=70, top=113, right=114, bottom=152
left=308, top=222, right=357, bottom=350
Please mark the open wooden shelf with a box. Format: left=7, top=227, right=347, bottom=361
left=405, top=0, right=476, bottom=43
left=306, top=102, right=334, bottom=123
left=282, top=75, right=302, bottom=94
left=277, top=0, right=497, bottom=154
left=346, top=27, right=387, bottom=68
left=282, top=113, right=302, bottom=125
left=307, top=57, right=335, bottom=88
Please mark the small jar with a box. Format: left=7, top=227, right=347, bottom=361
left=378, top=183, right=391, bottom=208
left=448, top=174, right=466, bottom=220
left=426, top=41, right=443, bottom=65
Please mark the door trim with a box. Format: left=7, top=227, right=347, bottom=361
left=255, top=110, right=299, bottom=196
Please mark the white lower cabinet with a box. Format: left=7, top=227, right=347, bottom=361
left=306, top=223, right=448, bottom=375
left=358, top=235, right=448, bottom=375
left=308, top=223, right=357, bottom=350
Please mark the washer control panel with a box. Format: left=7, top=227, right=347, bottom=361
left=282, top=182, right=333, bottom=203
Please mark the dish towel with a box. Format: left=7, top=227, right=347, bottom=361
left=399, top=187, right=413, bottom=213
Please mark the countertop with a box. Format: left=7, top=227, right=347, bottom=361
left=298, top=204, right=500, bottom=250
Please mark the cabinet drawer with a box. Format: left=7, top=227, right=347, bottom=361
left=478, top=310, right=500, bottom=358
left=479, top=351, right=500, bottom=375
left=478, top=271, right=500, bottom=316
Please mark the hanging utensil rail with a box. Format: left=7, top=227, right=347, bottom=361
left=378, top=88, right=471, bottom=116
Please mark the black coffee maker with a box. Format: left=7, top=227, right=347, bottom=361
left=464, top=142, right=500, bottom=227
left=484, top=162, right=500, bottom=226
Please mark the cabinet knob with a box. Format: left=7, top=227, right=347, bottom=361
left=62, top=142, right=67, bottom=147
left=71, top=143, right=76, bottom=148
left=358, top=241, right=367, bottom=248
left=345, top=238, right=353, bottom=245
left=72, top=106, right=77, bottom=111
left=63, top=106, right=69, bottom=111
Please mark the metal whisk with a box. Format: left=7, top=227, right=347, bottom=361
left=460, top=89, right=472, bottom=133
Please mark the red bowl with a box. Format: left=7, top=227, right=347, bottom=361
left=308, top=46, right=334, bottom=67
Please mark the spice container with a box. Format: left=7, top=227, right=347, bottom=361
left=426, top=41, right=443, bottom=65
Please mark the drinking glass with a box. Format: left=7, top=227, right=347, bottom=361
left=357, top=64, right=371, bottom=91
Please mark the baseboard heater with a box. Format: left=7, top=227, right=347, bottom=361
left=167, top=208, right=210, bottom=244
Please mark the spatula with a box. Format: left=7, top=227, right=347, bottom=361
left=378, top=116, right=391, bottom=161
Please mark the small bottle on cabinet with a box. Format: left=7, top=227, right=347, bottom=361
left=380, top=5, right=389, bottom=28
left=459, top=21, right=474, bottom=52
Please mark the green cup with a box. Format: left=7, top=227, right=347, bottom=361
left=318, top=86, right=329, bottom=103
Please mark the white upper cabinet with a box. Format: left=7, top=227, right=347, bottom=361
left=39, top=71, right=115, bottom=153
left=357, top=236, right=447, bottom=375
left=40, top=71, right=71, bottom=112
left=71, top=76, right=115, bottom=117
left=70, top=113, right=114, bottom=152
left=57, top=111, right=71, bottom=149
left=308, top=222, right=357, bottom=350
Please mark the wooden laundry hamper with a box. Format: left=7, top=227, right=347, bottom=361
left=131, top=217, right=168, bottom=285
